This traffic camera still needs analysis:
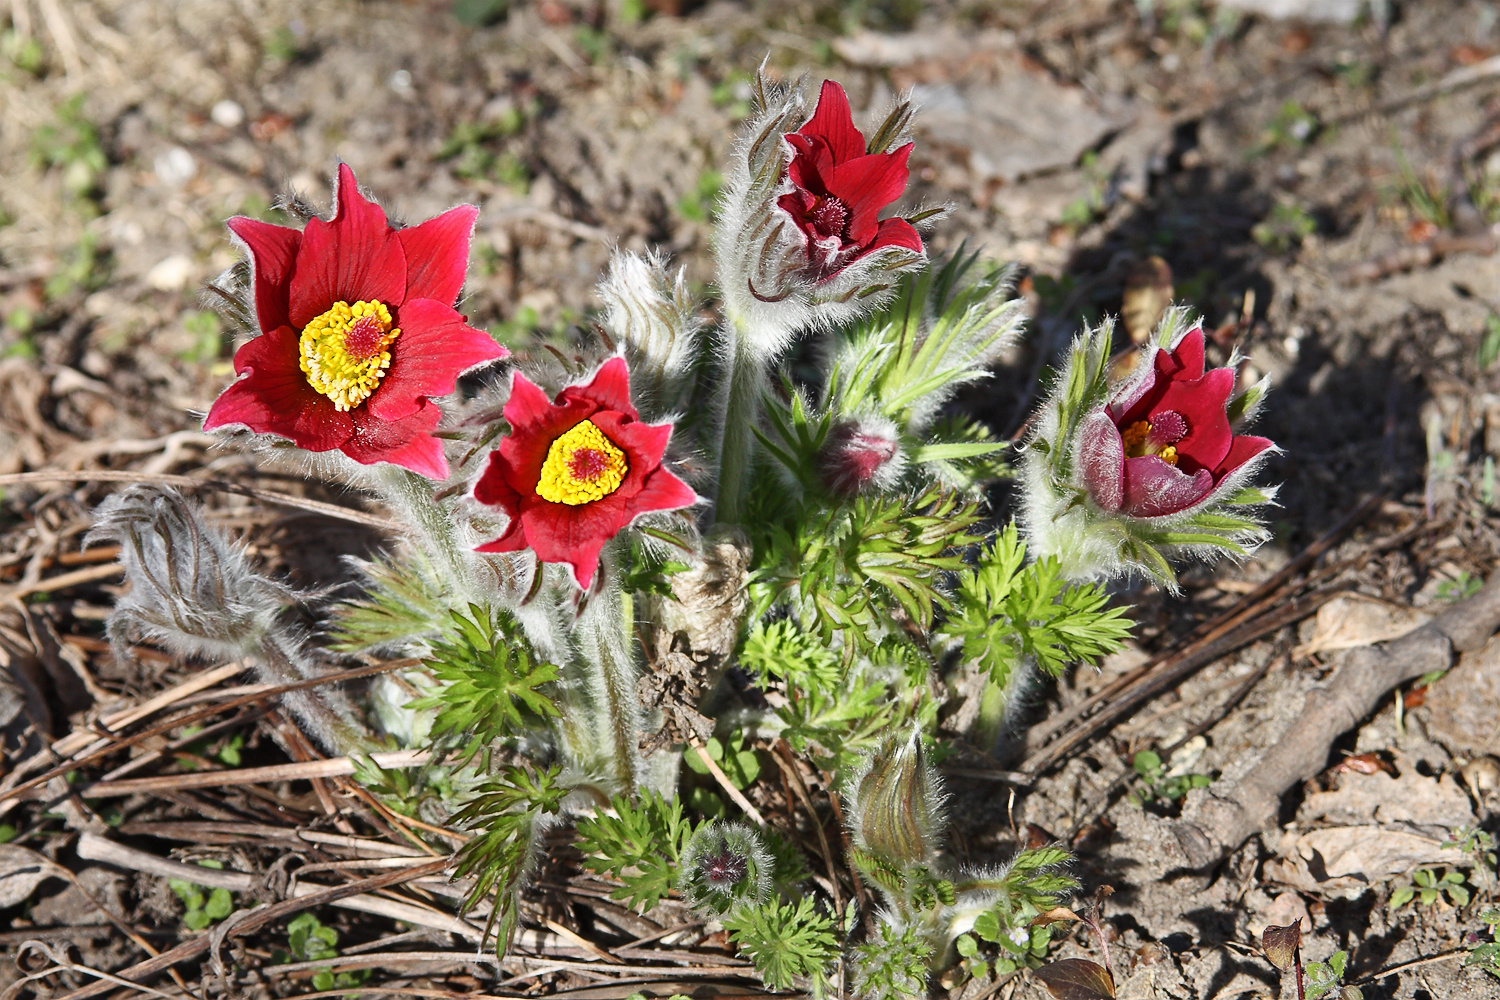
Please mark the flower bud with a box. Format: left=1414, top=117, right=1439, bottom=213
left=87, top=486, right=363, bottom=751
left=817, top=417, right=906, bottom=496
left=1018, top=308, right=1278, bottom=590
left=845, top=731, right=946, bottom=868
left=677, top=821, right=773, bottom=914
left=598, top=249, right=703, bottom=420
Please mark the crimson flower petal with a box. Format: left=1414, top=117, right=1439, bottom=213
left=1166, top=324, right=1207, bottom=379
left=289, top=162, right=407, bottom=327
left=227, top=217, right=300, bottom=333
left=868, top=217, right=925, bottom=255
left=1153, top=367, right=1234, bottom=472
left=1078, top=409, right=1125, bottom=512
left=828, top=145, right=912, bottom=246
left=1121, top=456, right=1214, bottom=517
left=343, top=401, right=447, bottom=479
left=786, top=134, right=835, bottom=195
left=204, top=325, right=353, bottom=450
left=632, top=465, right=699, bottom=516
left=368, top=299, right=507, bottom=422
left=396, top=204, right=478, bottom=306
left=558, top=356, right=637, bottom=418
left=519, top=503, right=617, bottom=589
left=799, top=80, right=866, bottom=163
left=1215, top=435, right=1273, bottom=479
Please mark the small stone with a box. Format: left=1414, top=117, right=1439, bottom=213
left=210, top=100, right=245, bottom=128
left=154, top=146, right=197, bottom=187
left=146, top=254, right=195, bottom=292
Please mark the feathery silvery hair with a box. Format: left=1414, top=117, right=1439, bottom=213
left=87, top=485, right=366, bottom=752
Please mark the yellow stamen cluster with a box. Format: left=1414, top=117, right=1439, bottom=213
left=299, top=300, right=401, bottom=411
left=536, top=419, right=629, bottom=505
left=1121, top=420, right=1179, bottom=466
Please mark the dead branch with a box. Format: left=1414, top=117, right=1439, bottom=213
left=1172, top=571, right=1500, bottom=869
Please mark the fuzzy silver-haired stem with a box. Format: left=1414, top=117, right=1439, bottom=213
left=546, top=545, right=641, bottom=798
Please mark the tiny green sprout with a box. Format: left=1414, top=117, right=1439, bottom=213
left=1127, top=749, right=1213, bottom=807
left=685, top=731, right=762, bottom=790
left=168, top=877, right=233, bottom=931
left=1304, top=950, right=1360, bottom=1000
left=1436, top=571, right=1483, bottom=603
left=1466, top=909, right=1500, bottom=979
left=1480, top=315, right=1500, bottom=372
left=676, top=168, right=723, bottom=223
left=1390, top=868, right=1469, bottom=910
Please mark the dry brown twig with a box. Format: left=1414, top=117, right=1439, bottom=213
left=1174, top=570, right=1500, bottom=868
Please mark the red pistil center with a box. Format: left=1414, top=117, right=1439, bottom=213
left=1122, top=410, right=1187, bottom=465
left=569, top=448, right=609, bottom=482
left=342, top=314, right=390, bottom=361
left=808, top=196, right=849, bottom=240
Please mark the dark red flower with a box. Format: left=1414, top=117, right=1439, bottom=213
left=777, top=80, right=923, bottom=278
left=203, top=163, right=507, bottom=479
left=1079, top=325, right=1272, bottom=518
left=473, top=357, right=697, bottom=588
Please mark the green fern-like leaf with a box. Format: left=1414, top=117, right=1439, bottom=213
left=854, top=923, right=934, bottom=1000
left=751, top=486, right=981, bottom=652
left=722, top=896, right=840, bottom=994
left=575, top=791, right=703, bottom=912
left=409, top=605, right=560, bottom=760
left=449, top=764, right=568, bottom=949
left=328, top=554, right=451, bottom=653
left=940, top=524, right=1132, bottom=685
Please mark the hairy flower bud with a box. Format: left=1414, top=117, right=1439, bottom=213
left=845, top=731, right=946, bottom=868
left=677, top=821, right=773, bottom=914
left=1019, top=309, right=1278, bottom=589
left=87, top=486, right=364, bottom=751
left=817, top=416, right=906, bottom=496
left=598, top=249, right=703, bottom=420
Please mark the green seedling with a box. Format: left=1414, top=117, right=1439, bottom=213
left=676, top=168, right=723, bottom=223
left=1467, top=909, right=1500, bottom=979
left=169, top=869, right=235, bottom=931
left=1127, top=749, right=1212, bottom=807
left=1390, top=867, right=1470, bottom=909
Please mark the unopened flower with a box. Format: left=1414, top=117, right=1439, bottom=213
left=204, top=163, right=507, bottom=479
left=818, top=416, right=906, bottom=496
left=778, top=81, right=923, bottom=281
left=1079, top=325, right=1271, bottom=517
left=473, top=357, right=698, bottom=588
left=1020, top=310, right=1277, bottom=587
left=845, top=731, right=946, bottom=868
left=677, top=821, right=772, bottom=914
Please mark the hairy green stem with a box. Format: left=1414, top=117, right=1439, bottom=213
left=712, top=318, right=765, bottom=526
left=376, top=466, right=475, bottom=600
left=973, top=677, right=1008, bottom=752
left=552, top=551, right=640, bottom=794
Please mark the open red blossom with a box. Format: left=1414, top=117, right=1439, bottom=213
left=1079, top=325, right=1272, bottom=518
left=777, top=80, right=923, bottom=279
left=203, top=163, right=507, bottom=479
left=473, top=357, right=697, bottom=588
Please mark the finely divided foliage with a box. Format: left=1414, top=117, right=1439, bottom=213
left=99, top=72, right=1279, bottom=998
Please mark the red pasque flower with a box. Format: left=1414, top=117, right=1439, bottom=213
left=777, top=80, right=923, bottom=279
left=203, top=163, right=507, bottom=479
left=1079, top=325, right=1272, bottom=518
left=473, top=357, right=697, bottom=588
